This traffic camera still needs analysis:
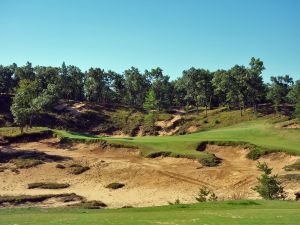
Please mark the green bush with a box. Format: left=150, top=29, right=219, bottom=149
left=198, top=154, right=221, bottom=167
left=195, top=187, right=218, bottom=202
left=246, top=148, right=262, bottom=160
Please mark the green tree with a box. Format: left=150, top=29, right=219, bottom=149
left=267, top=75, right=294, bottom=114
left=212, top=69, right=228, bottom=107
left=295, top=98, right=300, bottom=121
left=110, top=71, right=125, bottom=104
left=247, top=57, right=266, bottom=115
left=143, top=89, right=157, bottom=111
left=58, top=62, right=84, bottom=101
left=11, top=80, right=57, bottom=132
left=15, top=61, right=35, bottom=81
left=143, top=89, right=158, bottom=135
left=182, top=68, right=213, bottom=114
left=0, top=65, right=15, bottom=93
left=84, top=68, right=112, bottom=104
left=146, top=68, right=172, bottom=111
left=124, top=67, right=149, bottom=108
left=253, top=162, right=286, bottom=200
left=287, top=80, right=300, bottom=104
left=172, top=78, right=187, bottom=108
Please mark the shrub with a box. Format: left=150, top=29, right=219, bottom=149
left=27, top=182, right=70, bottom=189
left=283, top=160, right=300, bottom=171
left=73, top=200, right=107, bottom=209
left=106, top=182, right=125, bottom=189
left=246, top=148, right=261, bottom=160
left=11, top=159, right=43, bottom=169
left=0, top=193, right=82, bottom=205
left=70, top=164, right=90, bottom=175
left=253, top=162, right=286, bottom=200
left=195, top=187, right=218, bottom=202
left=146, top=151, right=172, bottom=158
left=198, top=154, right=221, bottom=167
left=214, top=119, right=221, bottom=124
left=203, top=119, right=208, bottom=124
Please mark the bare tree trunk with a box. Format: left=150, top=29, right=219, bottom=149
left=240, top=103, right=243, bottom=117
left=29, top=115, right=33, bottom=128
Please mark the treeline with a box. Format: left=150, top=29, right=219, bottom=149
left=0, top=57, right=300, bottom=130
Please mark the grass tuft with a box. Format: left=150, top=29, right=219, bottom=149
left=70, top=164, right=90, bottom=175
left=106, top=183, right=125, bottom=189
left=283, top=160, right=300, bottom=171
left=27, top=182, right=70, bottom=189
left=11, top=159, right=43, bottom=169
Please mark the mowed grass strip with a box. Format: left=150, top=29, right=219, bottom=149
left=0, top=200, right=299, bottom=225
left=106, top=119, right=300, bottom=157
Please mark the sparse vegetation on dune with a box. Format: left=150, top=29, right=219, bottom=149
left=69, top=164, right=90, bottom=175
left=11, top=158, right=43, bottom=169
left=27, top=182, right=70, bottom=189
left=0, top=193, right=83, bottom=206
left=283, top=160, right=300, bottom=171
left=106, top=183, right=125, bottom=190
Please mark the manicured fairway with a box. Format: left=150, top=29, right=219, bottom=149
left=1, top=118, right=300, bottom=159
left=106, top=119, right=300, bottom=157
left=0, top=200, right=299, bottom=225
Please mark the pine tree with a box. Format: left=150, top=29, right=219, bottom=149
left=253, top=162, right=286, bottom=200
left=143, top=89, right=157, bottom=111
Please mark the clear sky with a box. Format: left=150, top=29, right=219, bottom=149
left=0, top=0, right=299, bottom=81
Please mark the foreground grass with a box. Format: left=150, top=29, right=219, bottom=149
left=0, top=200, right=299, bottom=225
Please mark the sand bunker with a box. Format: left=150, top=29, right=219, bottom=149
left=0, top=140, right=299, bottom=208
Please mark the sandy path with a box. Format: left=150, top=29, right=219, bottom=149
left=0, top=140, right=299, bottom=208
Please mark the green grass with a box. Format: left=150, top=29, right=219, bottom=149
left=105, top=118, right=300, bottom=157
left=0, top=127, right=48, bottom=137
left=1, top=116, right=300, bottom=161
left=0, top=200, right=299, bottom=225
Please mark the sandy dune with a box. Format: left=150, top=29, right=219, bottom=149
left=0, top=139, right=299, bottom=208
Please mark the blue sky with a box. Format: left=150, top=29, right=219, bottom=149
left=0, top=0, right=299, bottom=81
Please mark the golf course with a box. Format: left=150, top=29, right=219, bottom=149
left=1, top=0, right=300, bottom=224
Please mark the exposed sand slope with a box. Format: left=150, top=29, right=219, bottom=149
left=155, top=115, right=182, bottom=136
left=0, top=140, right=299, bottom=208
